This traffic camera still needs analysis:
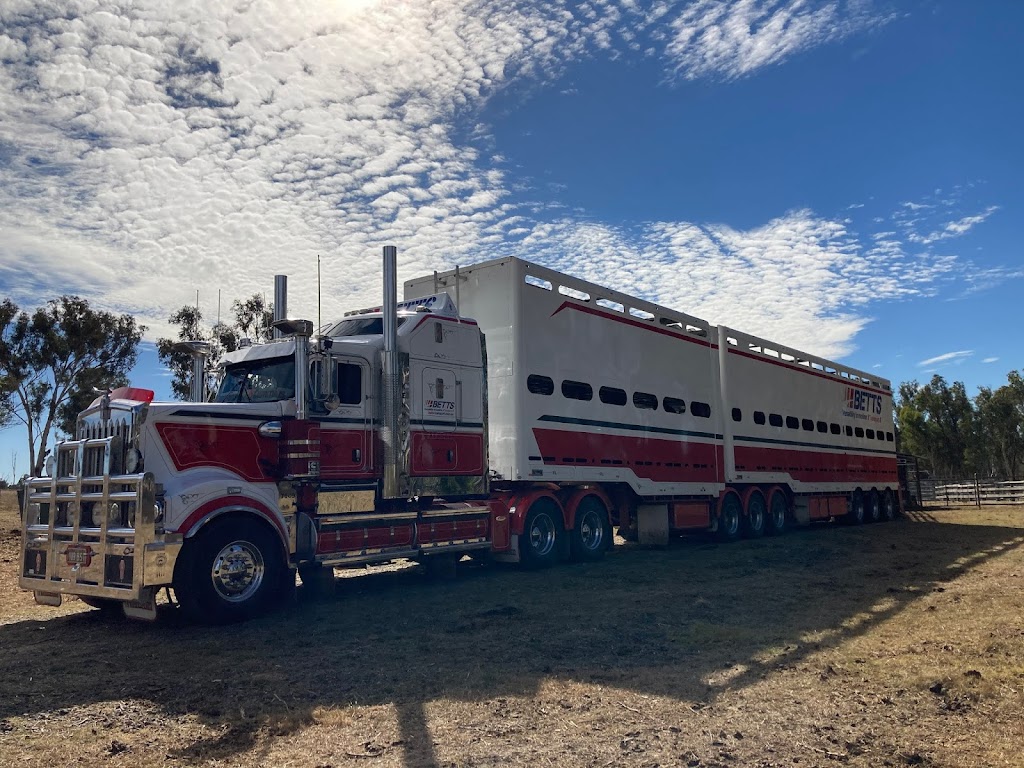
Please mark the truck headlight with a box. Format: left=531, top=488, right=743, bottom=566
left=125, top=447, right=142, bottom=474
left=108, top=502, right=122, bottom=528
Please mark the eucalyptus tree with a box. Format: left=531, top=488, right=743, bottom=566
left=157, top=294, right=273, bottom=401
left=0, top=296, right=144, bottom=476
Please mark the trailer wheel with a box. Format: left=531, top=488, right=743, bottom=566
left=845, top=489, right=866, bottom=525
left=882, top=489, right=898, bottom=521
left=766, top=492, right=788, bottom=536
left=521, top=499, right=562, bottom=568
left=174, top=517, right=286, bottom=624
left=570, top=496, right=610, bottom=562
left=743, top=492, right=766, bottom=539
left=716, top=494, right=742, bottom=542
left=867, top=490, right=882, bottom=523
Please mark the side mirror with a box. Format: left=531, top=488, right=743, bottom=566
left=258, top=421, right=283, bottom=438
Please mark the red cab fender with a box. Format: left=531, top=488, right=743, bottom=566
left=176, top=495, right=289, bottom=561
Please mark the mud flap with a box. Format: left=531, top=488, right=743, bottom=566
left=34, top=591, right=62, bottom=607
left=122, top=587, right=158, bottom=621
left=637, top=504, right=670, bottom=547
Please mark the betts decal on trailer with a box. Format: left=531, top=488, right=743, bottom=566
left=425, top=399, right=455, bottom=415
left=843, top=386, right=884, bottom=422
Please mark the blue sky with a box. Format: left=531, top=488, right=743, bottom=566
left=0, top=0, right=1021, bottom=479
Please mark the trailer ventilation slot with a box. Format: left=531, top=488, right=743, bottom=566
left=525, top=275, right=552, bottom=291
left=596, top=298, right=624, bottom=313
left=558, top=285, right=591, bottom=301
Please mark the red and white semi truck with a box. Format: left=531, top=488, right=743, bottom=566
left=19, top=248, right=899, bottom=622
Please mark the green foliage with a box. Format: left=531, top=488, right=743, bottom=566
left=156, top=294, right=273, bottom=401
left=0, top=296, right=144, bottom=476
left=898, top=371, right=1024, bottom=480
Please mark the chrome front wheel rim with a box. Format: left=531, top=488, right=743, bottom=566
left=211, top=540, right=266, bottom=603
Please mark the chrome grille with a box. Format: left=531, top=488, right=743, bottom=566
left=76, top=411, right=133, bottom=474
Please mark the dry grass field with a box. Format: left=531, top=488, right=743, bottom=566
left=1, top=487, right=1023, bottom=767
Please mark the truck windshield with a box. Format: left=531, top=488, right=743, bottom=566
left=214, top=358, right=295, bottom=403
left=322, top=316, right=408, bottom=337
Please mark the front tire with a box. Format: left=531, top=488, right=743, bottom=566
left=520, top=499, right=563, bottom=568
left=175, top=517, right=286, bottom=624
left=570, top=496, right=610, bottom=562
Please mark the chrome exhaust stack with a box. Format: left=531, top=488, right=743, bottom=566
left=173, top=341, right=211, bottom=402
left=381, top=245, right=404, bottom=499
left=270, top=318, right=314, bottom=420
left=273, top=275, right=287, bottom=339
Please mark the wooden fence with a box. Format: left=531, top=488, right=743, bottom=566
left=933, top=480, right=1024, bottom=506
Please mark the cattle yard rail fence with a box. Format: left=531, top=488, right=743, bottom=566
left=933, top=479, right=1024, bottom=506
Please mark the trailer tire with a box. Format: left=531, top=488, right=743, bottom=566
left=766, top=492, right=788, bottom=536
left=845, top=489, right=866, bottom=525
left=882, top=489, right=898, bottom=521
left=743, top=492, right=767, bottom=539
left=716, top=494, right=742, bottom=542
left=174, top=517, right=286, bottom=624
left=570, top=496, right=610, bottom=562
left=521, top=499, right=562, bottom=569
left=867, top=489, right=882, bottom=523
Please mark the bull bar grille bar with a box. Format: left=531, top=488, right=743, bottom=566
left=19, top=436, right=168, bottom=603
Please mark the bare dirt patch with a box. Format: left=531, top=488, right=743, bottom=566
left=2, top=489, right=1023, bottom=767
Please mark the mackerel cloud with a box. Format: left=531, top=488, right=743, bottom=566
left=0, top=0, right=980, bottom=358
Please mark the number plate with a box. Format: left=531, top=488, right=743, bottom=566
left=64, top=544, right=94, bottom=567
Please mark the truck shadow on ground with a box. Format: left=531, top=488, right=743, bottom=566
left=2, top=514, right=1022, bottom=766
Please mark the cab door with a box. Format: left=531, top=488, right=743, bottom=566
left=319, top=357, right=372, bottom=478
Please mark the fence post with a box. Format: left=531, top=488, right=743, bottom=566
left=974, top=473, right=980, bottom=507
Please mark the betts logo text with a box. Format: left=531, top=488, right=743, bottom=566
left=842, top=386, right=884, bottom=423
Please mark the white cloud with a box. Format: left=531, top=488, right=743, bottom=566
left=908, top=205, right=1000, bottom=245
left=0, top=0, right=993, bottom=363
left=500, top=208, right=957, bottom=359
left=662, top=0, right=888, bottom=81
left=982, top=357, right=999, bottom=364
left=917, top=350, right=973, bottom=367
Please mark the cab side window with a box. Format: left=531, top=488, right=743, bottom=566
left=337, top=363, right=362, bottom=404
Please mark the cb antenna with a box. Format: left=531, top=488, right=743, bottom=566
left=317, top=254, right=321, bottom=330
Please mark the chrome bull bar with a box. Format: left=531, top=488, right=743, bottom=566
left=19, top=436, right=181, bottom=611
